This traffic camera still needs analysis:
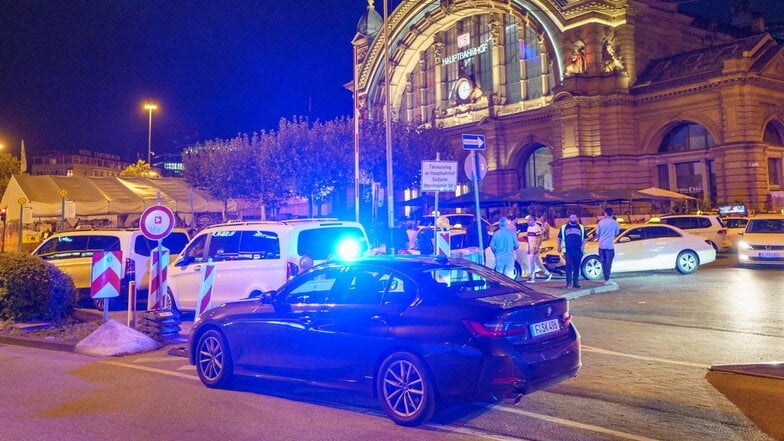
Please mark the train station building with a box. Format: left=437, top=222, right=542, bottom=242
left=351, top=0, right=784, bottom=212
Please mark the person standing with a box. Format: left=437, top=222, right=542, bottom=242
left=525, top=216, right=552, bottom=283
left=490, top=217, right=519, bottom=278
left=595, top=207, right=620, bottom=284
left=557, top=214, right=586, bottom=289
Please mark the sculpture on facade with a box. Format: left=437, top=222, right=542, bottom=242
left=564, top=40, right=587, bottom=75
left=602, top=38, right=626, bottom=73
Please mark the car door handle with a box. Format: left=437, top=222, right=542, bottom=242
left=370, top=315, right=388, bottom=325
left=192, top=265, right=202, bottom=272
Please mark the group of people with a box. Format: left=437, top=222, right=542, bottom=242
left=490, top=207, right=620, bottom=287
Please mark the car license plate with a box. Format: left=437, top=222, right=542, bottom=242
left=531, top=318, right=560, bottom=337
left=760, top=252, right=780, bottom=258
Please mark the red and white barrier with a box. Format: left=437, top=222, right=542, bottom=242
left=91, top=251, right=122, bottom=300
left=147, top=246, right=170, bottom=310
left=196, top=260, right=216, bottom=316
left=436, top=230, right=450, bottom=256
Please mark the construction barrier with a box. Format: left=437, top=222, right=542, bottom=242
left=196, top=260, right=216, bottom=316
left=147, top=246, right=170, bottom=310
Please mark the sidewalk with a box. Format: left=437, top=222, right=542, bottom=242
left=521, top=278, right=619, bottom=300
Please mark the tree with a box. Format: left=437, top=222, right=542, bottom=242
left=119, top=160, right=154, bottom=177
left=0, top=153, right=21, bottom=196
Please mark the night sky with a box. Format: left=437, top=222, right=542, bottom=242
left=0, top=1, right=778, bottom=160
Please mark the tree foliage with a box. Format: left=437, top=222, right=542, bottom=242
left=180, top=116, right=456, bottom=216
left=119, top=159, right=154, bottom=177
left=0, top=153, right=21, bottom=196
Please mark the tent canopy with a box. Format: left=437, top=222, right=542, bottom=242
left=1, top=175, right=234, bottom=223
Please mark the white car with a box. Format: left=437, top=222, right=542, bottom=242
left=648, top=214, right=731, bottom=253
left=580, top=223, right=716, bottom=280
left=737, top=215, right=784, bottom=266
left=167, top=219, right=370, bottom=312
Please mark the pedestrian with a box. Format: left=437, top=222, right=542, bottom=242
left=557, top=213, right=586, bottom=289
left=525, top=216, right=552, bottom=282
left=595, top=207, right=620, bottom=284
left=489, top=217, right=519, bottom=278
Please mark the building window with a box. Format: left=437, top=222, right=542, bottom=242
left=523, top=146, right=553, bottom=190
left=770, top=157, right=782, bottom=188
left=657, top=164, right=669, bottom=189
left=764, top=122, right=783, bottom=145
left=674, top=161, right=703, bottom=199
left=659, top=123, right=716, bottom=152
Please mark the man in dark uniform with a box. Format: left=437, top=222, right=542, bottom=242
left=557, top=213, right=586, bottom=289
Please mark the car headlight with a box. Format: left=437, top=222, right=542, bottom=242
left=737, top=240, right=751, bottom=250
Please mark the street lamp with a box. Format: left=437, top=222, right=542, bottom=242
left=144, top=103, right=158, bottom=165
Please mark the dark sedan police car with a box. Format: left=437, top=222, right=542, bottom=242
left=188, top=255, right=581, bottom=426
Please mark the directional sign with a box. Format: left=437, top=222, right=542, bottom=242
left=462, top=133, right=486, bottom=150
left=140, top=205, right=175, bottom=240
left=421, top=160, right=458, bottom=192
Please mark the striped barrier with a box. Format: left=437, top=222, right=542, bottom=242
left=91, top=251, right=122, bottom=300
left=196, top=260, right=216, bottom=316
left=436, top=230, right=450, bottom=256
left=147, top=246, right=170, bottom=310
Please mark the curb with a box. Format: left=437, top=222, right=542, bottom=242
left=710, top=362, right=784, bottom=381
left=0, top=333, right=77, bottom=353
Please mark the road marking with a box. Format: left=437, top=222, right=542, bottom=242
left=428, top=424, right=529, bottom=440
left=582, top=345, right=710, bottom=369
left=100, top=360, right=199, bottom=381
left=490, top=405, right=662, bottom=441
left=131, top=356, right=178, bottom=363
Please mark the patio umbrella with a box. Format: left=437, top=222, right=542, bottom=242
left=440, top=192, right=503, bottom=208
left=635, top=186, right=696, bottom=201
left=493, top=187, right=568, bottom=204
left=559, top=188, right=613, bottom=204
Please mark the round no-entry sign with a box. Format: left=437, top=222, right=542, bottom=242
left=140, top=205, right=175, bottom=240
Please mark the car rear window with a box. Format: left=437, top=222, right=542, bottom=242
left=297, top=227, right=369, bottom=260
left=423, top=266, right=524, bottom=300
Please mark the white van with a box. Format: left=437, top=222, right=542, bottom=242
left=166, top=219, right=370, bottom=312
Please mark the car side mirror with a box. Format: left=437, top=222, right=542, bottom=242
left=261, top=290, right=275, bottom=305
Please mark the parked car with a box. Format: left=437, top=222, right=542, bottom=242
left=167, top=219, right=369, bottom=312
left=648, top=214, right=731, bottom=252
left=31, top=228, right=190, bottom=309
left=580, top=223, right=716, bottom=280
left=737, top=215, right=784, bottom=266
left=723, top=217, right=750, bottom=250
left=188, top=255, right=581, bottom=426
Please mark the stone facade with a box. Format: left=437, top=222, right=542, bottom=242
left=353, top=0, right=784, bottom=212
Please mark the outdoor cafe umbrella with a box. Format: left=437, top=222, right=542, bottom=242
left=634, top=186, right=696, bottom=201
left=559, top=188, right=613, bottom=204
left=440, top=191, right=503, bottom=208
left=493, top=187, right=568, bottom=204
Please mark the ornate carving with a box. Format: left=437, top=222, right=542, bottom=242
left=602, top=38, right=625, bottom=74
left=565, top=40, right=587, bottom=76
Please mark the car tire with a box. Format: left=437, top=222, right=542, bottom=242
left=195, top=329, right=234, bottom=388
left=163, top=289, right=180, bottom=315
left=675, top=250, right=699, bottom=274
left=376, top=351, right=436, bottom=426
left=581, top=255, right=603, bottom=281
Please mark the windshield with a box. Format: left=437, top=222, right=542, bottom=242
left=746, top=219, right=784, bottom=234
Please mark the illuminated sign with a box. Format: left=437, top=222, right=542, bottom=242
left=442, top=42, right=489, bottom=65
left=457, top=32, right=470, bottom=48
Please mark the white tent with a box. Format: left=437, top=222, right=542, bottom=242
left=0, top=175, right=236, bottom=227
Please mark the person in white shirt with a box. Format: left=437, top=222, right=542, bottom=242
left=525, top=216, right=552, bottom=283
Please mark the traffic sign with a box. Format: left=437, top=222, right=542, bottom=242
left=462, top=133, right=486, bottom=150
left=464, top=152, right=488, bottom=181
left=140, top=205, right=175, bottom=240
left=421, top=160, right=458, bottom=192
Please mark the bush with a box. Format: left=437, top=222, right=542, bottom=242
left=0, top=252, right=78, bottom=322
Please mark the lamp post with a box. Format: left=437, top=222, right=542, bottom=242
left=144, top=104, right=158, bottom=165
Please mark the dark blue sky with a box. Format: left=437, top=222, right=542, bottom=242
left=0, top=1, right=777, bottom=160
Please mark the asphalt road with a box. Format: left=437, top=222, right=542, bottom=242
left=1, top=253, right=782, bottom=440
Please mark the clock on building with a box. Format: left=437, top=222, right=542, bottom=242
left=455, top=78, right=472, bottom=101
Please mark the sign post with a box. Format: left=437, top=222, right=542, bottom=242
left=462, top=134, right=487, bottom=264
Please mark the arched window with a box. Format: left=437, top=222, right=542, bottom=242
left=763, top=121, right=783, bottom=145
left=522, top=146, right=553, bottom=190
left=659, top=123, right=716, bottom=153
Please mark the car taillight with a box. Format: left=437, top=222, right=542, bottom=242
left=462, top=320, right=527, bottom=338
left=718, top=229, right=727, bottom=236
left=125, top=258, right=135, bottom=281
left=563, top=312, right=572, bottom=327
